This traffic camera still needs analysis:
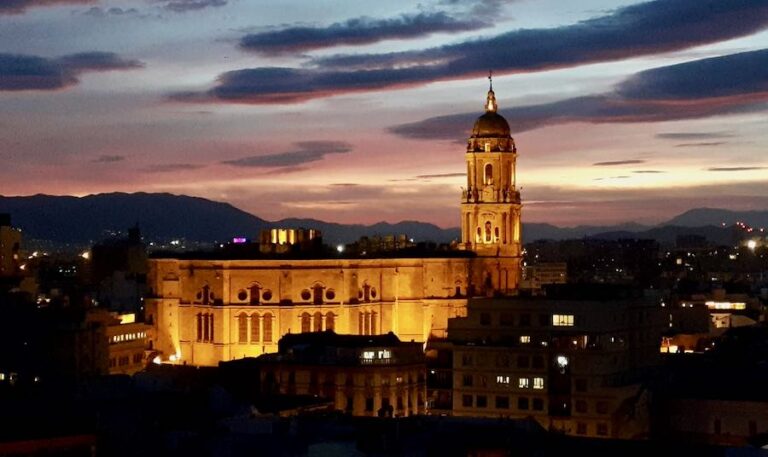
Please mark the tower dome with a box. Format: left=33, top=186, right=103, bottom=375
left=470, top=76, right=511, bottom=139
left=467, top=74, right=514, bottom=153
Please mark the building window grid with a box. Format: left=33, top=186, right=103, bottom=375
left=552, top=314, right=575, bottom=327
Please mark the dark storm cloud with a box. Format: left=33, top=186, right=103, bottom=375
left=707, top=167, right=765, bottom=172
left=391, top=49, right=768, bottom=140
left=222, top=141, right=352, bottom=168
left=92, top=154, right=125, bottom=163
left=0, top=52, right=143, bottom=91
left=674, top=142, right=728, bottom=148
left=174, top=0, right=768, bottom=103
left=593, top=160, right=645, bottom=166
left=158, top=0, right=227, bottom=13
left=0, top=0, right=94, bottom=15
left=239, top=12, right=488, bottom=55
left=656, top=132, right=735, bottom=140
left=142, top=163, right=206, bottom=173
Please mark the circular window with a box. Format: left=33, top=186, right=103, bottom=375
left=237, top=290, right=247, bottom=301
left=325, top=289, right=335, bottom=301
left=371, top=287, right=377, bottom=298
left=262, top=290, right=272, bottom=301
left=301, top=289, right=311, bottom=301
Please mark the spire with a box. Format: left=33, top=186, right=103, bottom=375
left=485, top=70, right=497, bottom=113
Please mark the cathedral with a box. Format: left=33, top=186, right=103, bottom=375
left=145, top=83, right=523, bottom=366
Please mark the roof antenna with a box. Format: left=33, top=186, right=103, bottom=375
left=488, top=69, right=493, bottom=91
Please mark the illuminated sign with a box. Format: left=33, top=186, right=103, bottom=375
left=232, top=237, right=247, bottom=244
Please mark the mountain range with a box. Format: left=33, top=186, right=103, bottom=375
left=0, top=193, right=764, bottom=249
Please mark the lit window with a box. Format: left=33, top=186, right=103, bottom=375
left=520, top=335, right=531, bottom=343
left=496, top=375, right=510, bottom=385
left=518, top=377, right=530, bottom=389
left=362, top=351, right=375, bottom=360
left=552, top=314, right=574, bottom=326
left=533, top=377, right=544, bottom=389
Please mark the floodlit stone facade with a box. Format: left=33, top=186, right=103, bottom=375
left=145, top=84, right=523, bottom=366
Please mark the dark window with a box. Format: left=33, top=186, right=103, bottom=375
left=500, top=312, right=514, bottom=326
left=249, top=285, right=260, bottom=305
left=365, top=397, right=374, bottom=412
left=461, top=354, right=473, bottom=366
left=495, top=396, right=510, bottom=409
left=263, top=313, right=273, bottom=342
left=346, top=396, right=354, bottom=412
left=480, top=312, right=491, bottom=326
left=575, top=400, right=587, bottom=413
left=476, top=395, right=487, bottom=408
left=462, top=374, right=473, bottom=387
left=251, top=314, right=260, bottom=343
left=517, top=355, right=530, bottom=368
left=596, top=401, right=609, bottom=414
left=575, top=379, right=587, bottom=392
left=517, top=397, right=529, bottom=410
left=237, top=313, right=248, bottom=343
left=462, top=395, right=473, bottom=407
left=301, top=313, right=311, bottom=333
left=532, top=355, right=544, bottom=369
left=519, top=314, right=531, bottom=327
left=326, top=312, right=335, bottom=331
left=532, top=398, right=544, bottom=411
left=313, top=285, right=323, bottom=305
left=577, top=422, right=587, bottom=435
left=313, top=312, right=323, bottom=332
left=597, top=423, right=608, bottom=436
left=539, top=314, right=549, bottom=326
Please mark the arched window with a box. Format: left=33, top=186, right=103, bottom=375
left=313, top=284, right=324, bottom=305
left=202, top=285, right=210, bottom=305
left=370, top=312, right=377, bottom=335
left=313, top=312, right=323, bottom=332
left=263, top=313, right=273, bottom=342
left=196, top=313, right=203, bottom=341
left=249, top=284, right=260, bottom=305
left=484, top=163, right=493, bottom=185
left=301, top=312, right=311, bottom=333
left=326, top=312, right=335, bottom=331
left=209, top=314, right=214, bottom=342
left=251, top=314, right=260, bottom=343
left=237, top=313, right=248, bottom=343
left=485, top=221, right=492, bottom=243
left=358, top=312, right=364, bottom=335
left=363, top=283, right=371, bottom=302
left=494, top=227, right=500, bottom=242
left=203, top=313, right=210, bottom=341
left=364, top=312, right=371, bottom=335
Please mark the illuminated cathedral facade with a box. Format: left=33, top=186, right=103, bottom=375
left=145, top=83, right=523, bottom=366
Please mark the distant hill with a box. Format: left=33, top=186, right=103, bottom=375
left=0, top=193, right=269, bottom=245
left=0, top=193, right=764, bottom=249
left=663, top=208, right=768, bottom=228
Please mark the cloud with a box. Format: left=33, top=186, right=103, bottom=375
left=92, top=154, right=125, bottom=163
left=82, top=6, right=140, bottom=17
left=390, top=49, right=768, bottom=140
left=416, top=172, right=465, bottom=179
left=633, top=170, right=665, bottom=174
left=674, top=142, right=728, bottom=147
left=158, top=0, right=227, bottom=13
left=656, top=131, right=735, bottom=140
left=222, top=141, right=352, bottom=168
left=0, top=0, right=94, bottom=15
left=707, top=167, right=765, bottom=172
left=142, top=163, right=205, bottom=173
left=176, top=0, right=768, bottom=104
left=0, top=52, right=143, bottom=91
left=239, top=12, right=488, bottom=55
left=593, top=160, right=645, bottom=167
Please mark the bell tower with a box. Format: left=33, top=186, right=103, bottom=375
left=461, top=74, right=522, bottom=293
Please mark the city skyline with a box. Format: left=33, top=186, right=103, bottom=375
left=1, top=0, right=767, bottom=228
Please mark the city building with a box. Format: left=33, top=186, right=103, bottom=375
left=428, top=286, right=665, bottom=439
left=0, top=213, right=22, bottom=279
left=255, top=331, right=425, bottom=417
left=145, top=82, right=523, bottom=366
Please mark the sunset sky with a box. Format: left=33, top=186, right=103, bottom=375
left=1, top=0, right=767, bottom=227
